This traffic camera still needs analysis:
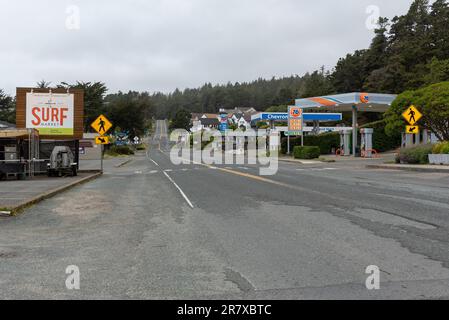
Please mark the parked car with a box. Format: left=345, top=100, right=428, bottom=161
left=47, top=146, right=78, bottom=177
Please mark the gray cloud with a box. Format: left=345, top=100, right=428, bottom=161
left=0, top=0, right=414, bottom=95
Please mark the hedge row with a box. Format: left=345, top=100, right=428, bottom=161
left=281, top=132, right=339, bottom=155
left=433, top=141, right=449, bottom=154
left=396, top=144, right=433, bottom=164
left=107, top=145, right=135, bottom=155
left=293, top=146, right=321, bottom=159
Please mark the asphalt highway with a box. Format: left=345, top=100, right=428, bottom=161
left=1, top=120, right=449, bottom=299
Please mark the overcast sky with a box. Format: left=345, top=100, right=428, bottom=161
left=0, top=0, right=414, bottom=95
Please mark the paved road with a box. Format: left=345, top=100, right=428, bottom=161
left=1, top=120, right=449, bottom=299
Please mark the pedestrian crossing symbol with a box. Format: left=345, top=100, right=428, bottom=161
left=91, top=114, right=112, bottom=135
left=402, top=105, right=422, bottom=126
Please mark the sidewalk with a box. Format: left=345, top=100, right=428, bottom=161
left=278, top=152, right=396, bottom=165
left=0, top=172, right=101, bottom=215
left=366, top=163, right=449, bottom=173
left=79, top=157, right=133, bottom=171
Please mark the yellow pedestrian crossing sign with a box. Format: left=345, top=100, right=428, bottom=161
left=95, top=136, right=110, bottom=145
left=402, top=106, right=422, bottom=125
left=406, top=125, right=419, bottom=134
left=91, top=114, right=112, bottom=135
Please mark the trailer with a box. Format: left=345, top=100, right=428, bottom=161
left=0, top=129, right=39, bottom=180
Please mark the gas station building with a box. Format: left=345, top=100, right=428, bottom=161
left=252, top=92, right=400, bottom=157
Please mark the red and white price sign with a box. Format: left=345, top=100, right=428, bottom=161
left=288, top=106, right=303, bottom=135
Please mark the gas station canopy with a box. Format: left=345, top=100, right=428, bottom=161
left=295, top=92, right=398, bottom=156
left=295, top=92, right=397, bottom=113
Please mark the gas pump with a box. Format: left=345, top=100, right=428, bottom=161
left=360, top=128, right=374, bottom=158
left=339, top=130, right=351, bottom=156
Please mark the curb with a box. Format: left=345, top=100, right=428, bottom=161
left=366, top=164, right=449, bottom=173
left=5, top=172, right=102, bottom=216
left=115, top=159, right=133, bottom=168
left=278, top=158, right=323, bottom=164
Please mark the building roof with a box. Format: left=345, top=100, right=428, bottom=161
left=191, top=113, right=219, bottom=120
left=0, top=129, right=38, bottom=139
left=0, top=120, right=15, bottom=129
left=220, top=107, right=258, bottom=114
left=200, top=118, right=220, bottom=126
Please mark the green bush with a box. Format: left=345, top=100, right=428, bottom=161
left=442, top=144, right=449, bottom=154
left=398, top=144, right=433, bottom=164
left=108, top=145, right=135, bottom=155
left=135, top=144, right=146, bottom=151
left=293, top=146, right=321, bottom=159
left=432, top=141, right=449, bottom=154
left=282, top=132, right=339, bottom=154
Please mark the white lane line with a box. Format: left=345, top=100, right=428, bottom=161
left=150, top=159, right=159, bottom=167
left=163, top=171, right=194, bottom=209
left=164, top=169, right=173, bottom=172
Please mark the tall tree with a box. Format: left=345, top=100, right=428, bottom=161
left=59, top=81, right=108, bottom=131
left=331, top=50, right=367, bottom=93
left=364, top=17, right=390, bottom=77
left=170, top=109, right=192, bottom=131
left=429, top=0, right=449, bottom=60
left=36, top=80, right=52, bottom=88
left=0, top=89, right=15, bottom=124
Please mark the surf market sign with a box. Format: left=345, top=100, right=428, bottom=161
left=26, top=92, right=74, bottom=136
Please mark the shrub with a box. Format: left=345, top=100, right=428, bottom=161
left=282, top=132, right=339, bottom=154
left=398, top=144, right=433, bottom=164
left=108, top=145, right=135, bottom=156
left=442, top=144, right=449, bottom=154
left=432, top=141, right=449, bottom=154
left=135, top=144, right=146, bottom=151
left=293, top=146, right=321, bottom=159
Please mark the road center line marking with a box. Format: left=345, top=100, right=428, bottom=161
left=150, top=159, right=159, bottom=167
left=163, top=171, right=194, bottom=209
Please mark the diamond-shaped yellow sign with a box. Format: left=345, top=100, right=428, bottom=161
left=406, top=125, right=419, bottom=134
left=402, top=106, right=422, bottom=125
left=91, top=114, right=112, bottom=135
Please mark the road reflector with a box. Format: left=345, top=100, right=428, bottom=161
left=402, top=105, right=422, bottom=125
left=95, top=136, right=110, bottom=145
left=406, top=125, right=419, bottom=134
left=91, top=114, right=112, bottom=135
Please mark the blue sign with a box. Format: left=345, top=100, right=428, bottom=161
left=219, top=114, right=228, bottom=132
left=219, top=122, right=228, bottom=132
left=255, top=113, right=342, bottom=122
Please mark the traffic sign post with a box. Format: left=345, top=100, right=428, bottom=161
left=91, top=114, right=113, bottom=174
left=403, top=105, right=422, bottom=137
